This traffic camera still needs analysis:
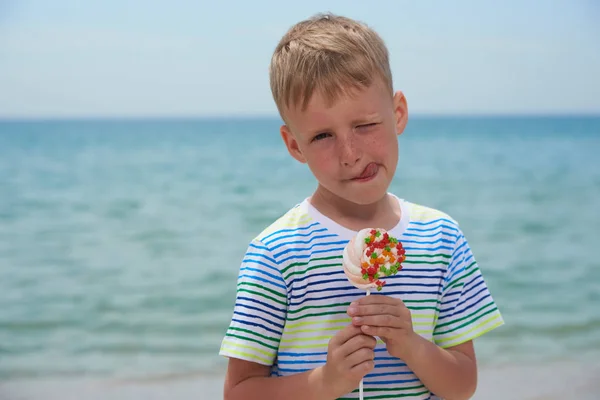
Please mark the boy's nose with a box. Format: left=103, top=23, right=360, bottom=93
left=339, top=135, right=361, bottom=167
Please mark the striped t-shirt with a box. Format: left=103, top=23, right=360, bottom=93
left=220, top=195, right=504, bottom=399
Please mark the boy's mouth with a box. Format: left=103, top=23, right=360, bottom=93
left=352, top=163, right=379, bottom=181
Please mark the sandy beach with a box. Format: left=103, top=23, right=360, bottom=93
left=2, top=361, right=599, bottom=400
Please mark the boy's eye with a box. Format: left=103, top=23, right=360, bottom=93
left=357, top=123, right=378, bottom=130
left=312, top=132, right=331, bottom=142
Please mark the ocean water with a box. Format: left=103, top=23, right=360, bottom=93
left=0, top=116, right=599, bottom=380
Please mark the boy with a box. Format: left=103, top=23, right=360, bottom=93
left=219, top=13, right=503, bottom=400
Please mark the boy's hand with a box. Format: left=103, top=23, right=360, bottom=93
left=347, top=295, right=418, bottom=360
left=321, top=325, right=376, bottom=398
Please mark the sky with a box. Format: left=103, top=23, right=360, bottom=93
left=1, top=0, right=599, bottom=118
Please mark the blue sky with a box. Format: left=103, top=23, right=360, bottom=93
left=1, top=0, right=599, bottom=118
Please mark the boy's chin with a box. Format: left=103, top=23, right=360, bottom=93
left=334, top=187, right=389, bottom=206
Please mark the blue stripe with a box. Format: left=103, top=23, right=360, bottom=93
left=274, top=241, right=348, bottom=258
left=277, top=367, right=310, bottom=373
left=452, top=286, right=490, bottom=314
left=291, top=288, right=442, bottom=305
left=239, top=266, right=285, bottom=285
left=405, top=223, right=459, bottom=233
left=289, top=281, right=442, bottom=301
left=278, top=351, right=328, bottom=357
left=263, top=229, right=330, bottom=245
left=249, top=242, right=269, bottom=251
left=365, top=378, right=421, bottom=385
left=230, top=318, right=282, bottom=336
left=409, top=218, right=457, bottom=227
left=374, top=362, right=406, bottom=369
left=277, top=359, right=325, bottom=364
left=245, top=251, right=277, bottom=264
left=279, top=247, right=346, bottom=264
left=233, top=304, right=286, bottom=323
left=402, top=238, right=455, bottom=246
left=404, top=231, right=460, bottom=239
left=261, top=222, right=320, bottom=242
left=238, top=273, right=287, bottom=290
left=293, top=273, right=443, bottom=293
left=242, top=257, right=280, bottom=276
left=441, top=290, right=462, bottom=305
left=404, top=245, right=453, bottom=252
left=278, top=347, right=389, bottom=358
left=367, top=371, right=413, bottom=378
left=237, top=296, right=286, bottom=315
left=438, top=287, right=490, bottom=322
left=233, top=310, right=284, bottom=329
left=270, top=235, right=344, bottom=251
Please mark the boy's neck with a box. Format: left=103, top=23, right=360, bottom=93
left=309, top=187, right=401, bottom=232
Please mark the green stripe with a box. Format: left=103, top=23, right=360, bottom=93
left=281, top=255, right=342, bottom=274
left=237, top=282, right=286, bottom=299
left=435, top=303, right=497, bottom=332
left=224, top=333, right=278, bottom=350
left=288, top=302, right=438, bottom=315
left=227, top=327, right=280, bottom=343
left=355, top=385, right=426, bottom=393
left=406, top=260, right=449, bottom=265
left=437, top=315, right=504, bottom=346
left=288, top=302, right=351, bottom=315
left=237, top=288, right=287, bottom=307
left=407, top=253, right=450, bottom=259
left=281, top=253, right=450, bottom=278
left=284, top=262, right=342, bottom=279
left=404, top=299, right=439, bottom=304
left=286, top=310, right=347, bottom=321
left=340, top=390, right=430, bottom=399
left=220, top=348, right=271, bottom=365
left=445, top=266, right=478, bottom=290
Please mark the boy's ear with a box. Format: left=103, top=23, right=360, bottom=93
left=280, top=125, right=307, bottom=163
left=393, top=90, right=408, bottom=136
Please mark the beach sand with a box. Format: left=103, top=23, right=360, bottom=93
left=1, top=361, right=599, bottom=400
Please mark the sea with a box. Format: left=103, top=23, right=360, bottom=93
left=1, top=116, right=599, bottom=381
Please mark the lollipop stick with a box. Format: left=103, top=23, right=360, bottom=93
left=359, top=289, right=370, bottom=400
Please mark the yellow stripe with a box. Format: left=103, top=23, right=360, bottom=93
left=221, top=339, right=273, bottom=358
left=411, top=312, right=435, bottom=319
left=435, top=315, right=503, bottom=345
left=279, top=339, right=385, bottom=351
left=285, top=318, right=351, bottom=329
left=281, top=334, right=333, bottom=343
left=220, top=348, right=272, bottom=365
left=413, top=321, right=433, bottom=327
left=285, top=326, right=344, bottom=335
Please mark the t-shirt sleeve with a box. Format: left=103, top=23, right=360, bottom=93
left=219, top=239, right=288, bottom=365
left=433, top=229, right=504, bottom=348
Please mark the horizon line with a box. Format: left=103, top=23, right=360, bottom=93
left=1, top=112, right=600, bottom=123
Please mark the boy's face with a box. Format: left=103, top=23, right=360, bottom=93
left=280, top=80, right=408, bottom=206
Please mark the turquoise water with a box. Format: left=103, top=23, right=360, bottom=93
left=1, top=117, right=599, bottom=380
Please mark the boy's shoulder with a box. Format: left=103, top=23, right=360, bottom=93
left=254, top=200, right=314, bottom=244
left=402, top=198, right=461, bottom=229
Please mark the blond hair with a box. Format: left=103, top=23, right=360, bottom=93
left=269, top=13, right=393, bottom=118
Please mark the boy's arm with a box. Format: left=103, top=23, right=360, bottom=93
left=224, top=358, right=329, bottom=400
left=223, top=325, right=377, bottom=400
left=401, top=337, right=477, bottom=400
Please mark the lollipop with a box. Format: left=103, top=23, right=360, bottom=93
left=343, top=228, right=405, bottom=292
left=343, top=228, right=405, bottom=400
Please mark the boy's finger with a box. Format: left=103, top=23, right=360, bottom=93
left=356, top=294, right=404, bottom=306
left=348, top=304, right=404, bottom=317
left=330, top=324, right=363, bottom=347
